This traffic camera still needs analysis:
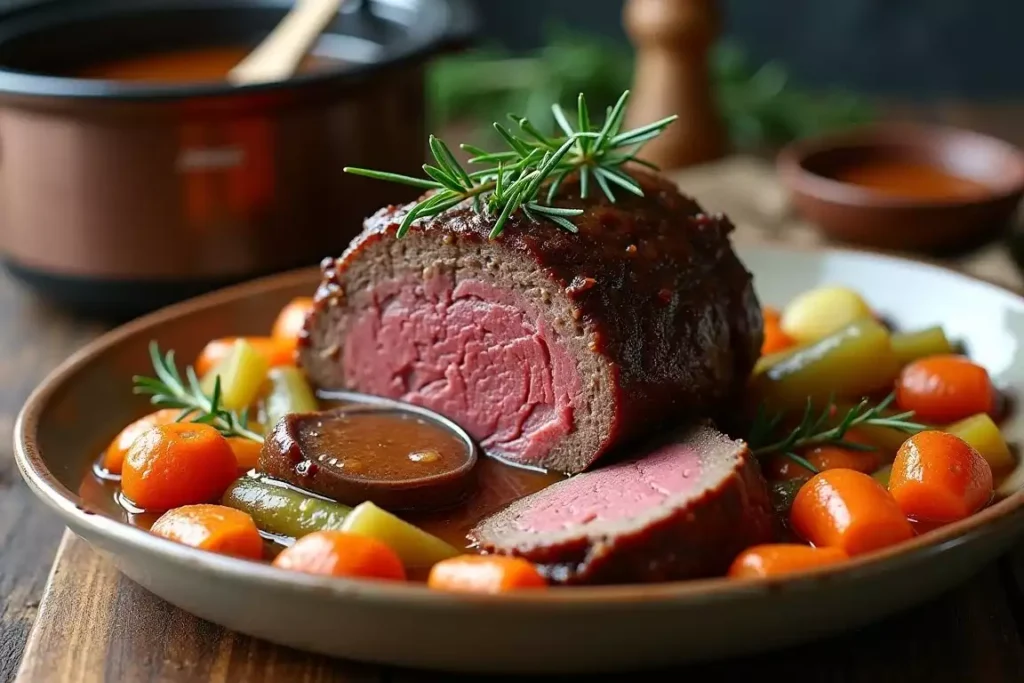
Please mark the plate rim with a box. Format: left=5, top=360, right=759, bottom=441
left=15, top=243, right=1024, bottom=608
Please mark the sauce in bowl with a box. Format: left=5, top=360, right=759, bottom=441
left=73, top=45, right=342, bottom=83
left=260, top=407, right=480, bottom=512
left=829, top=159, right=989, bottom=201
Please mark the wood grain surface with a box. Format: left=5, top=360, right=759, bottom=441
left=0, top=271, right=104, bottom=683
left=7, top=152, right=1024, bottom=682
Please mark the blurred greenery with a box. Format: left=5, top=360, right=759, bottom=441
left=427, top=26, right=875, bottom=151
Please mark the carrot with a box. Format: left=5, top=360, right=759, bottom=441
left=428, top=555, right=547, bottom=593
left=271, top=297, right=314, bottom=353
left=150, top=504, right=263, bottom=560
left=121, top=422, right=239, bottom=511
left=763, top=455, right=813, bottom=481
left=802, top=430, right=883, bottom=475
left=763, top=430, right=881, bottom=481
left=102, top=408, right=181, bottom=475
left=272, top=531, right=406, bottom=580
left=790, top=468, right=914, bottom=556
left=889, top=430, right=993, bottom=523
left=762, top=306, right=796, bottom=356
left=195, top=337, right=295, bottom=378
left=896, top=354, right=995, bottom=423
left=728, top=544, right=848, bottom=579
left=227, top=437, right=263, bottom=471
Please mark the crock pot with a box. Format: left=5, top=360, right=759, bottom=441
left=0, top=0, right=475, bottom=317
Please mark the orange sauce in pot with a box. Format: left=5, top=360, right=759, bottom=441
left=830, top=160, right=989, bottom=201
left=74, top=45, right=341, bottom=83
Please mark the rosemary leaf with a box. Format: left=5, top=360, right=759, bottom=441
left=489, top=188, right=525, bottom=239
left=546, top=168, right=572, bottom=204
left=423, top=164, right=466, bottom=193
left=343, top=89, right=678, bottom=239
left=551, top=103, right=575, bottom=137
left=610, top=115, right=679, bottom=147
left=528, top=203, right=585, bottom=218
left=596, top=166, right=644, bottom=197
left=494, top=122, right=532, bottom=156
left=544, top=214, right=580, bottom=234
left=593, top=167, right=617, bottom=203
left=342, top=167, right=442, bottom=190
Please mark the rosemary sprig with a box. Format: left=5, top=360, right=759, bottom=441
left=343, top=90, right=678, bottom=240
left=746, top=392, right=928, bottom=473
left=132, top=341, right=264, bottom=444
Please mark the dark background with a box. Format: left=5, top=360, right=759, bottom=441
left=466, top=0, right=1021, bottom=99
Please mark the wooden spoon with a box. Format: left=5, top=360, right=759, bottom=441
left=228, top=0, right=346, bottom=86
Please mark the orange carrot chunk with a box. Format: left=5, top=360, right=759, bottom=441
left=121, top=422, right=239, bottom=511
left=763, top=430, right=881, bottom=481
left=790, top=468, right=914, bottom=556
left=728, top=544, right=848, bottom=579
left=762, top=307, right=796, bottom=356
left=272, top=531, right=406, bottom=580
left=889, top=430, right=993, bottom=523
left=102, top=408, right=181, bottom=475
left=427, top=555, right=547, bottom=593
left=150, top=504, right=263, bottom=560
left=271, top=297, right=315, bottom=352
left=195, top=336, right=295, bottom=378
left=227, top=437, right=263, bottom=471
left=896, top=354, right=995, bottom=423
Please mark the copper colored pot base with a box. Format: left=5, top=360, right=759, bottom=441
left=0, top=0, right=474, bottom=317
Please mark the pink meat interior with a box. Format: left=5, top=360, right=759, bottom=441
left=513, top=443, right=705, bottom=533
left=342, top=275, right=580, bottom=464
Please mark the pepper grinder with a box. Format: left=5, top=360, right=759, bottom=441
left=623, top=0, right=727, bottom=170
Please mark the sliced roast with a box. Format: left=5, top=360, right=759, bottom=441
left=299, top=170, right=763, bottom=475
left=469, top=422, right=775, bottom=585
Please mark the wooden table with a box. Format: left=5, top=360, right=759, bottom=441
left=7, top=155, right=1024, bottom=682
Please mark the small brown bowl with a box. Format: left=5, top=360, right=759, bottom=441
left=777, top=123, right=1024, bottom=253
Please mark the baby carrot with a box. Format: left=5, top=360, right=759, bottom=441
left=427, top=555, right=547, bottom=593
left=763, top=430, right=881, bottom=481
left=227, top=437, right=263, bottom=471
left=790, top=469, right=914, bottom=556
left=762, top=307, right=796, bottom=356
left=272, top=531, right=406, bottom=581
left=728, top=544, right=848, bottom=579
left=121, top=422, right=239, bottom=511
left=889, top=431, right=993, bottom=523
left=271, top=297, right=315, bottom=353
left=150, top=504, right=263, bottom=560
left=102, top=408, right=181, bottom=475
left=896, top=355, right=995, bottom=423
left=195, top=337, right=295, bottom=378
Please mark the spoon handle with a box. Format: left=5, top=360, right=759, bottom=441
left=228, top=0, right=345, bottom=86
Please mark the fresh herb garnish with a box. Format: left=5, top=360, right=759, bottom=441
left=343, top=89, right=678, bottom=240
left=133, top=341, right=264, bottom=444
left=747, top=392, right=928, bottom=474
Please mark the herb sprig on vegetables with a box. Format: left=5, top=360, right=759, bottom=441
left=747, top=392, right=928, bottom=474
left=133, top=341, right=264, bottom=444
left=343, top=90, right=677, bottom=240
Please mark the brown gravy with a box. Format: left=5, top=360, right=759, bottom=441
left=79, top=452, right=564, bottom=554
left=73, top=45, right=340, bottom=83
left=830, top=160, right=989, bottom=201
left=295, top=411, right=468, bottom=482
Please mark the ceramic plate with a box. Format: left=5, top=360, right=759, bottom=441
left=16, top=245, right=1024, bottom=674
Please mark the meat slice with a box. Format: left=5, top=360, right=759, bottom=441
left=299, top=170, right=762, bottom=475
left=469, top=423, right=775, bottom=585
